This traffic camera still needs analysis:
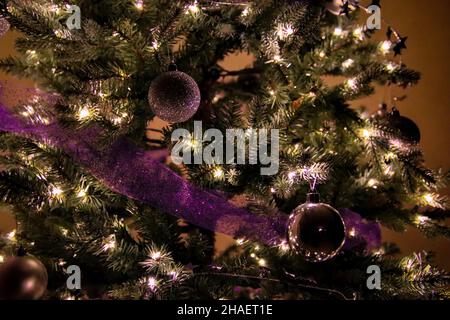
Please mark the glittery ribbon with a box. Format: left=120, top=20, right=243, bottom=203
left=0, top=102, right=287, bottom=245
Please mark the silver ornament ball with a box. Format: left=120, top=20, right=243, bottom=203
left=288, top=193, right=346, bottom=262
left=148, top=70, right=201, bottom=123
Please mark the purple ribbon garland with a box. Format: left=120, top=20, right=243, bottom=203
left=0, top=102, right=288, bottom=245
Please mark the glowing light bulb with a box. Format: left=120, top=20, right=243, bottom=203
left=333, top=27, right=343, bottom=37
left=78, top=107, right=90, bottom=120
left=258, top=259, right=267, bottom=267
left=415, top=215, right=430, bottom=225
left=349, top=228, right=356, bottom=237
left=7, top=230, right=16, bottom=240
left=51, top=186, right=63, bottom=197
left=380, top=41, right=392, bottom=54
left=135, top=0, right=144, bottom=10
left=187, top=1, right=199, bottom=14
left=386, top=62, right=397, bottom=72
left=213, top=167, right=224, bottom=179
left=241, top=7, right=250, bottom=17
left=77, top=190, right=87, bottom=198
left=346, top=78, right=358, bottom=90
left=342, top=59, right=354, bottom=69
left=147, top=277, right=158, bottom=291
left=151, top=251, right=161, bottom=260
left=367, top=179, right=378, bottom=189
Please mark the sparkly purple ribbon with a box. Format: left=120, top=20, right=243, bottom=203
left=0, top=102, right=287, bottom=245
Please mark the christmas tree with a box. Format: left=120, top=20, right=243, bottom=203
left=0, top=0, right=449, bottom=300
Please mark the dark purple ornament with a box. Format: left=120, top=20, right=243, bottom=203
left=288, top=193, right=346, bottom=262
left=148, top=70, right=201, bottom=123
left=0, top=256, right=48, bottom=300
left=388, top=108, right=421, bottom=144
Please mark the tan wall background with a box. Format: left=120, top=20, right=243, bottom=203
left=1, top=0, right=449, bottom=269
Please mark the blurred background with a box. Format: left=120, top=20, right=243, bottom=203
left=1, top=0, right=449, bottom=269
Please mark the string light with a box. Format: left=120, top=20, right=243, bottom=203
left=353, top=27, right=364, bottom=40
left=77, top=189, right=87, bottom=199
left=333, top=27, right=343, bottom=37
left=147, top=277, right=159, bottom=291
left=78, top=107, right=91, bottom=120
left=241, top=6, right=250, bottom=17
left=50, top=186, right=64, bottom=198
left=385, top=62, right=397, bottom=73
left=6, top=230, right=16, bottom=240
left=151, top=251, right=162, bottom=260
left=0, top=255, right=4, bottom=263
left=348, top=228, right=356, bottom=237
left=318, top=51, right=326, bottom=58
left=342, top=58, right=354, bottom=70
left=346, top=78, right=358, bottom=90
left=367, top=179, right=379, bottom=189
left=135, top=0, right=144, bottom=10
left=187, top=1, right=200, bottom=14
left=415, top=215, right=430, bottom=225
left=380, top=40, right=392, bottom=54
left=213, top=167, right=224, bottom=180
left=258, top=259, right=267, bottom=267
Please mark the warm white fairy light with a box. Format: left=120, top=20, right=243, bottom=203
left=269, top=89, right=275, bottom=96
left=353, top=27, right=364, bottom=40
left=135, top=0, right=144, bottom=10
left=258, top=259, right=267, bottom=267
left=6, top=230, right=16, bottom=240
left=187, top=1, right=200, bottom=14
left=151, top=40, right=159, bottom=50
left=349, top=228, right=356, bottom=237
left=147, top=277, right=158, bottom=291
left=151, top=251, right=162, bottom=260
left=385, top=62, right=397, bottom=73
left=318, top=51, right=326, bottom=58
left=78, top=107, right=91, bottom=120
left=0, top=255, right=4, bottom=263
left=102, top=235, right=116, bottom=251
left=213, top=167, right=224, bottom=179
left=415, top=215, right=430, bottom=225
left=333, top=27, right=343, bottom=37
left=236, top=238, right=245, bottom=246
left=77, top=189, right=87, bottom=198
left=272, top=54, right=282, bottom=63
left=380, top=40, right=392, bottom=54
left=346, top=78, right=358, bottom=90
left=270, top=187, right=276, bottom=194
left=279, top=241, right=290, bottom=252
left=342, top=58, right=354, bottom=70
left=50, top=186, right=64, bottom=198
left=367, top=179, right=379, bottom=189
left=241, top=6, right=250, bottom=17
